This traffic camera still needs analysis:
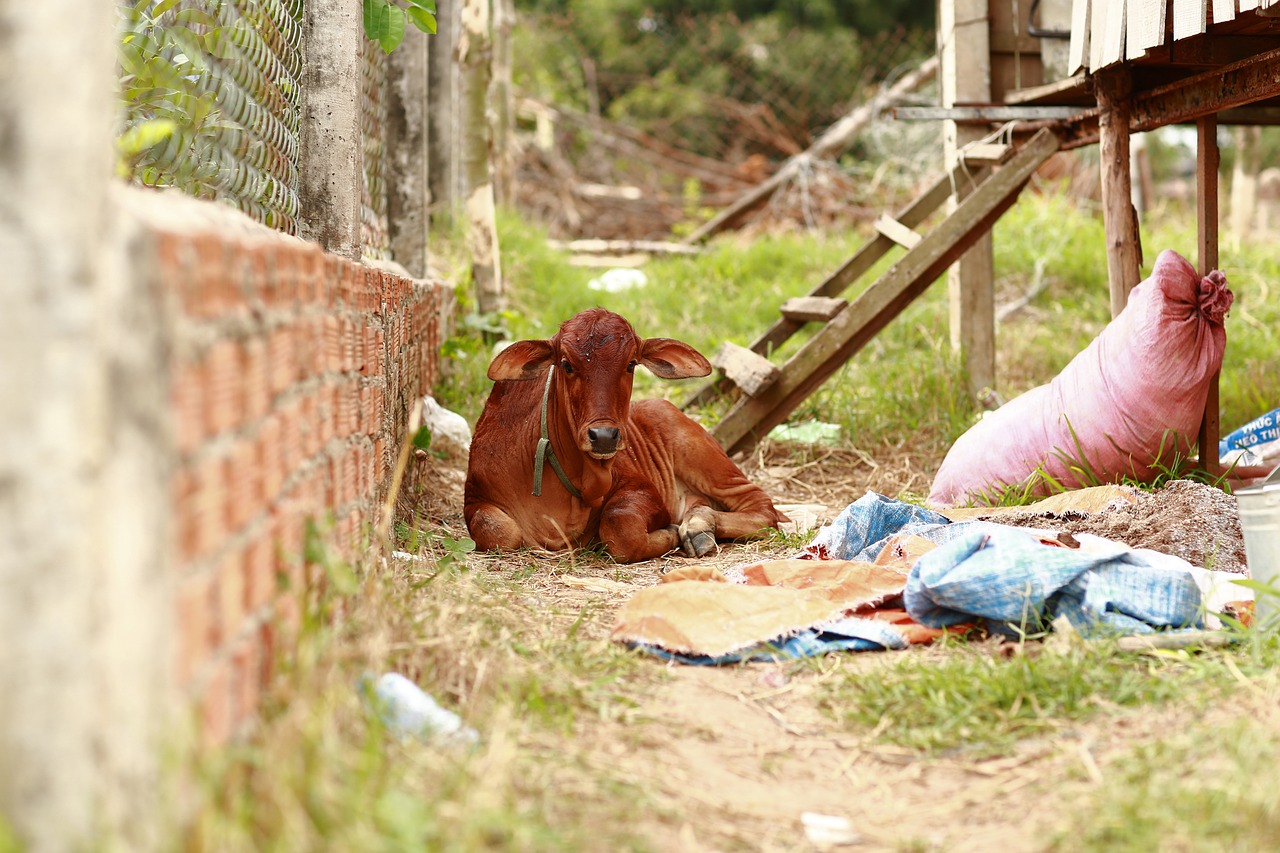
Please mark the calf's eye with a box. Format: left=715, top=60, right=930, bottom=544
left=626, top=360, right=637, bottom=374
left=560, top=359, right=573, bottom=374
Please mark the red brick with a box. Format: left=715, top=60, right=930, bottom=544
left=190, top=236, right=231, bottom=318
left=193, top=452, right=227, bottom=561
left=337, top=384, right=358, bottom=436
left=267, top=326, right=296, bottom=397
left=173, top=464, right=200, bottom=564
left=298, top=391, right=318, bottom=460
left=294, top=321, right=317, bottom=383
left=244, top=534, right=275, bottom=612
left=205, top=339, right=243, bottom=437
left=280, top=397, right=303, bottom=476
left=258, top=414, right=285, bottom=503
left=200, top=657, right=233, bottom=747
left=176, top=572, right=215, bottom=686
left=225, top=438, right=263, bottom=532
left=318, top=382, right=337, bottom=442
left=323, top=315, right=343, bottom=373
left=216, top=550, right=246, bottom=647
left=257, top=622, right=276, bottom=690
left=340, top=318, right=357, bottom=373
left=241, top=337, right=271, bottom=422
left=232, top=638, right=260, bottom=724
left=172, top=360, right=206, bottom=456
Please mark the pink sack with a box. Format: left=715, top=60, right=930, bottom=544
left=929, top=249, right=1232, bottom=508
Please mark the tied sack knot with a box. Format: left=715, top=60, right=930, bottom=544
left=1198, top=269, right=1233, bottom=324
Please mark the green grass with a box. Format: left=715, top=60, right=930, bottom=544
left=191, top=533, right=666, bottom=852
left=1052, top=709, right=1280, bottom=851
left=439, top=188, right=1279, bottom=478
left=819, top=632, right=1280, bottom=759
left=195, top=184, right=1280, bottom=851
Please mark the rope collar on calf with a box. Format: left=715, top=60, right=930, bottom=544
left=533, top=365, right=583, bottom=499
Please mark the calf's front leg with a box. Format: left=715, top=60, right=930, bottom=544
left=598, top=489, right=679, bottom=563
left=466, top=503, right=526, bottom=552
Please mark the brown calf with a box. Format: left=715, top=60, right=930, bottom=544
left=464, top=309, right=788, bottom=563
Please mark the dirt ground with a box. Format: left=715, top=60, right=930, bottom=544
left=406, top=441, right=1253, bottom=851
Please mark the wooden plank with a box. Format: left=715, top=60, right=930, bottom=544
left=1069, top=0, right=1092, bottom=74
left=710, top=129, right=1061, bottom=455
left=1213, top=0, right=1238, bottom=23
left=873, top=215, right=923, bottom=249
left=1240, top=0, right=1260, bottom=12
left=1004, top=75, right=1089, bottom=105
left=1129, top=0, right=1167, bottom=57
left=780, top=297, right=846, bottom=323
left=1090, top=0, right=1109, bottom=71
left=960, top=143, right=1013, bottom=165
left=711, top=342, right=780, bottom=397
left=1197, top=114, right=1221, bottom=469
left=1173, top=0, right=1209, bottom=39
left=681, top=166, right=967, bottom=410
left=1102, top=0, right=1128, bottom=67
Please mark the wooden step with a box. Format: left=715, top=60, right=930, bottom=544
left=710, top=128, right=1062, bottom=455
left=711, top=341, right=780, bottom=397
left=780, top=296, right=846, bottom=323
left=873, top=214, right=923, bottom=249
left=961, top=143, right=1013, bottom=166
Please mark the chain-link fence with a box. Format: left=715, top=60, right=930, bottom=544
left=118, top=0, right=307, bottom=234
left=118, top=0, right=391, bottom=256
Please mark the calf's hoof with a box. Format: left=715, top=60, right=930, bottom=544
left=681, top=529, right=717, bottom=558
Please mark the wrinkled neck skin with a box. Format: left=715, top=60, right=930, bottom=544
left=544, top=374, right=616, bottom=507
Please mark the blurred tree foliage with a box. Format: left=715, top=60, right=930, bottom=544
left=513, top=0, right=934, bottom=159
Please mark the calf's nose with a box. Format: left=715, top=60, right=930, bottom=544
left=587, top=426, right=620, bottom=455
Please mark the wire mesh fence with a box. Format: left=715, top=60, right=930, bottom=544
left=118, top=0, right=306, bottom=234
left=360, top=37, right=391, bottom=260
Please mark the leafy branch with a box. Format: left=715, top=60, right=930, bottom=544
left=364, top=0, right=437, bottom=53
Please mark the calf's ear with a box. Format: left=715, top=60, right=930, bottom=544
left=488, top=339, right=555, bottom=381
left=639, top=338, right=712, bottom=379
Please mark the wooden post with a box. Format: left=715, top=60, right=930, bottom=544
left=1096, top=66, right=1142, bottom=316
left=299, top=0, right=363, bottom=258
left=939, top=0, right=995, bottom=397
left=1197, top=114, right=1221, bottom=468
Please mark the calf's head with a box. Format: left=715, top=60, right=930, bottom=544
left=487, top=309, right=711, bottom=459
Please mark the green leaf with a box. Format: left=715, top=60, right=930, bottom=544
left=406, top=6, right=437, bottom=34
left=379, top=6, right=406, bottom=52
left=152, top=0, right=182, bottom=16
left=363, top=0, right=388, bottom=40
left=412, top=424, right=433, bottom=451
left=406, top=0, right=437, bottom=13
left=117, top=119, right=178, bottom=157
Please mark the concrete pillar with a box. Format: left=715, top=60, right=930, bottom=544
left=0, top=2, right=174, bottom=850
left=300, top=0, right=364, bottom=258
left=428, top=0, right=464, bottom=219
left=386, top=32, right=432, bottom=277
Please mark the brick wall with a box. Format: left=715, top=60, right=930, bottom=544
left=143, top=196, right=450, bottom=743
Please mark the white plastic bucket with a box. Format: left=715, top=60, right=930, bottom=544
left=1238, top=466, right=1280, bottom=629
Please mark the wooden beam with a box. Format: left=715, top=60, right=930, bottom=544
left=712, top=342, right=780, bottom=397
left=1197, top=114, right=1221, bottom=469
left=1057, top=46, right=1280, bottom=149
left=1096, top=68, right=1142, bottom=316
left=711, top=129, right=1061, bottom=454
left=873, top=215, right=923, bottom=249
left=682, top=165, right=967, bottom=410
left=780, top=297, right=846, bottom=323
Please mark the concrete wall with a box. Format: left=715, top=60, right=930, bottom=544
left=0, top=2, right=171, bottom=850
left=0, top=6, right=451, bottom=846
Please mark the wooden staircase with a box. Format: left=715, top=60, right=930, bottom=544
left=686, top=127, right=1062, bottom=456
